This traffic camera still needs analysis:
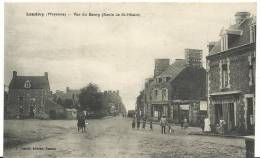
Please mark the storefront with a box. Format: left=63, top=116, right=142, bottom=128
left=151, top=103, right=169, bottom=121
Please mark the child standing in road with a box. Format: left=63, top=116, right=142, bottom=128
left=150, top=120, right=153, bottom=131
left=142, top=118, right=146, bottom=129
left=168, top=123, right=174, bottom=134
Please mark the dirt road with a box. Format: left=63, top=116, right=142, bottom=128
left=5, top=117, right=246, bottom=158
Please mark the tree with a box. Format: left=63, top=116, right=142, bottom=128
left=4, top=91, right=8, bottom=113
left=136, top=90, right=144, bottom=118
left=56, top=97, right=63, bottom=105
left=79, top=83, right=104, bottom=112
left=64, top=98, right=73, bottom=108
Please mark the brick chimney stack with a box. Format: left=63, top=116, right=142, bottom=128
left=235, top=12, right=250, bottom=24
left=44, top=72, right=48, bottom=78
left=154, top=59, right=170, bottom=77
left=184, top=49, right=202, bottom=67
left=13, top=71, right=17, bottom=78
left=207, top=42, right=217, bottom=53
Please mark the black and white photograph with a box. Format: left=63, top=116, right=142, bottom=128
left=2, top=2, right=257, bottom=158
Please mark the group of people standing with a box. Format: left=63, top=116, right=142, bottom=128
left=132, top=116, right=153, bottom=130
left=132, top=115, right=190, bottom=134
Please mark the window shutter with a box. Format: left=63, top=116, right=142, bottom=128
left=219, top=60, right=222, bottom=89
left=227, top=58, right=230, bottom=88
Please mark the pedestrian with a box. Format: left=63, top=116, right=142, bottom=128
left=180, top=116, right=184, bottom=129
left=137, top=118, right=140, bottom=129
left=168, top=123, right=174, bottom=134
left=160, top=115, right=167, bottom=134
left=204, top=117, right=211, bottom=132
left=200, top=117, right=205, bottom=132
left=132, top=117, right=136, bottom=129
left=142, top=118, right=146, bottom=129
left=216, top=123, right=221, bottom=134
left=150, top=120, right=153, bottom=131
left=183, top=118, right=188, bottom=129
left=219, top=118, right=226, bottom=135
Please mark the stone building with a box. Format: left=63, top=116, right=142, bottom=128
left=206, top=12, right=256, bottom=134
left=6, top=71, right=51, bottom=118
left=143, top=49, right=207, bottom=125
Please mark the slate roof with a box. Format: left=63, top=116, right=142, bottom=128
left=9, top=76, right=50, bottom=90
left=209, top=16, right=255, bottom=56
left=150, top=59, right=187, bottom=85
left=156, top=59, right=187, bottom=78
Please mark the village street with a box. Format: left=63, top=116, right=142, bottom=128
left=5, top=116, right=246, bottom=158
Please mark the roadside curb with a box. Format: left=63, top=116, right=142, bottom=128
left=188, top=133, right=244, bottom=139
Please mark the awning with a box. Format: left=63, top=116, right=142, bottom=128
left=210, top=90, right=241, bottom=96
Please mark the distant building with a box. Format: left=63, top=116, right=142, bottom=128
left=143, top=49, right=207, bottom=125
left=6, top=71, right=52, bottom=118
left=54, top=87, right=81, bottom=108
left=103, top=90, right=126, bottom=115
left=206, top=12, right=256, bottom=134
left=64, top=108, right=77, bottom=119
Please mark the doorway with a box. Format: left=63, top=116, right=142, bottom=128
left=214, top=104, right=222, bottom=124
left=228, top=103, right=235, bottom=130
left=247, top=98, right=254, bottom=134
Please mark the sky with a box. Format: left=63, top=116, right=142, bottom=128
left=4, top=3, right=256, bottom=110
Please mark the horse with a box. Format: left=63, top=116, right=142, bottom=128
left=77, top=117, right=86, bottom=132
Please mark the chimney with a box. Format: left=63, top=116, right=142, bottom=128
left=66, top=87, right=70, bottom=93
left=44, top=72, right=48, bottom=78
left=235, top=12, right=250, bottom=24
left=13, top=71, right=17, bottom=78
left=207, top=42, right=216, bottom=52
left=116, top=90, right=119, bottom=95
left=154, top=59, right=170, bottom=77
left=185, top=49, right=202, bottom=67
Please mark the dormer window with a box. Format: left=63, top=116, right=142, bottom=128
left=250, top=24, right=256, bottom=43
left=221, top=35, right=228, bottom=51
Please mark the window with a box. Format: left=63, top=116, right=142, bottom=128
left=250, top=24, right=256, bottom=43
left=158, top=78, right=162, bottom=83
left=221, top=35, right=228, bottom=51
left=163, top=78, right=166, bottom=82
left=154, top=89, right=158, bottom=99
left=248, top=55, right=255, bottom=86
left=18, top=96, right=24, bottom=101
left=162, top=89, right=168, bottom=100
left=222, top=64, right=228, bottom=88
left=219, top=59, right=230, bottom=89
left=24, top=80, right=32, bottom=89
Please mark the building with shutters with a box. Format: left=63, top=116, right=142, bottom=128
left=6, top=71, right=64, bottom=119
left=206, top=12, right=256, bottom=134
left=143, top=49, right=207, bottom=125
